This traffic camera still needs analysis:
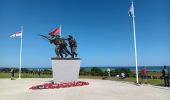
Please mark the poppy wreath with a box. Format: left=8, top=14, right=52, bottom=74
left=29, top=81, right=89, bottom=90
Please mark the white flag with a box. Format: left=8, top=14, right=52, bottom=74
left=10, top=32, right=22, bottom=38
left=128, top=3, right=134, bottom=17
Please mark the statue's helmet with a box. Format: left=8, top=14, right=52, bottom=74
left=50, top=34, right=55, bottom=37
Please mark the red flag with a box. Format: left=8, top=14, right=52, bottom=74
left=49, top=27, right=60, bottom=35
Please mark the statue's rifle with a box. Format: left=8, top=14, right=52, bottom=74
left=39, top=34, right=50, bottom=41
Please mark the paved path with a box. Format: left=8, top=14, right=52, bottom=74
left=0, top=78, right=169, bottom=100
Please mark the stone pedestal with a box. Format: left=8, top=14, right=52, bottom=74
left=51, top=58, right=81, bottom=83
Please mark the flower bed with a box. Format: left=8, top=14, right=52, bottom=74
left=29, top=81, right=89, bottom=90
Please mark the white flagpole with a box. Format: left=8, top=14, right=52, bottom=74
left=19, top=26, right=23, bottom=79
left=131, top=0, right=139, bottom=84
left=60, top=24, right=62, bottom=37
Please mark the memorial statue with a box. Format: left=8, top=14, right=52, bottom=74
left=66, top=35, right=78, bottom=58
left=58, top=36, right=73, bottom=58
left=39, top=34, right=60, bottom=57
left=39, top=34, right=73, bottom=58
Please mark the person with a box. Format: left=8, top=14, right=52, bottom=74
left=38, top=69, right=41, bottom=77
left=66, top=35, right=78, bottom=58
left=32, top=69, right=35, bottom=75
left=107, top=68, right=111, bottom=77
left=140, top=66, right=147, bottom=84
left=10, top=68, right=15, bottom=80
left=162, top=65, right=169, bottom=87
left=120, top=72, right=125, bottom=79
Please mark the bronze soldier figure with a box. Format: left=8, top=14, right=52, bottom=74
left=58, top=37, right=72, bottom=58
left=66, top=35, right=77, bottom=58
left=39, top=34, right=72, bottom=58
left=49, top=34, right=61, bottom=57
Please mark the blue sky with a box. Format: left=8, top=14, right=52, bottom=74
left=0, top=0, right=170, bottom=67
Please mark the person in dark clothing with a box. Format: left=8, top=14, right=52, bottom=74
left=10, top=68, right=15, bottom=80
left=38, top=69, right=41, bottom=77
left=162, top=65, right=169, bottom=87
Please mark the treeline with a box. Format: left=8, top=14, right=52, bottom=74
left=0, top=68, right=52, bottom=75
left=0, top=67, right=132, bottom=77
left=80, top=67, right=133, bottom=77
left=0, top=67, right=163, bottom=80
left=80, top=67, right=163, bottom=79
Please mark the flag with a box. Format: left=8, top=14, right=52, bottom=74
left=49, top=27, right=60, bottom=35
left=128, top=3, right=134, bottom=17
left=10, top=32, right=22, bottom=38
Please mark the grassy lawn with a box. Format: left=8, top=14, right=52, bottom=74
left=0, top=73, right=164, bottom=86
left=0, top=73, right=52, bottom=78
left=80, top=75, right=164, bottom=86
left=111, top=77, right=163, bottom=86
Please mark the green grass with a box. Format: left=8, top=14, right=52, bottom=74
left=79, top=75, right=104, bottom=79
left=112, top=77, right=163, bottom=85
left=80, top=75, right=164, bottom=86
left=0, top=73, right=11, bottom=78
left=0, top=73, right=52, bottom=78
left=0, top=73, right=164, bottom=86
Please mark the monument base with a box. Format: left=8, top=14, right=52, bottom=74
left=51, top=58, right=81, bottom=83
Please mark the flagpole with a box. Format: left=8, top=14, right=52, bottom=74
left=131, top=0, right=139, bottom=84
left=19, top=26, right=23, bottom=79
left=60, top=24, right=61, bottom=37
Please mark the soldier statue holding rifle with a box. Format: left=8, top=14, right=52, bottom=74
left=39, top=33, right=77, bottom=58
left=65, top=34, right=78, bottom=58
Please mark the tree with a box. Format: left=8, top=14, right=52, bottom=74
left=79, top=68, right=90, bottom=75
left=91, top=67, right=103, bottom=76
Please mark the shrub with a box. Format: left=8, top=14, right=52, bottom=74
left=90, top=67, right=103, bottom=76
left=111, top=68, right=132, bottom=77
left=79, top=68, right=90, bottom=75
